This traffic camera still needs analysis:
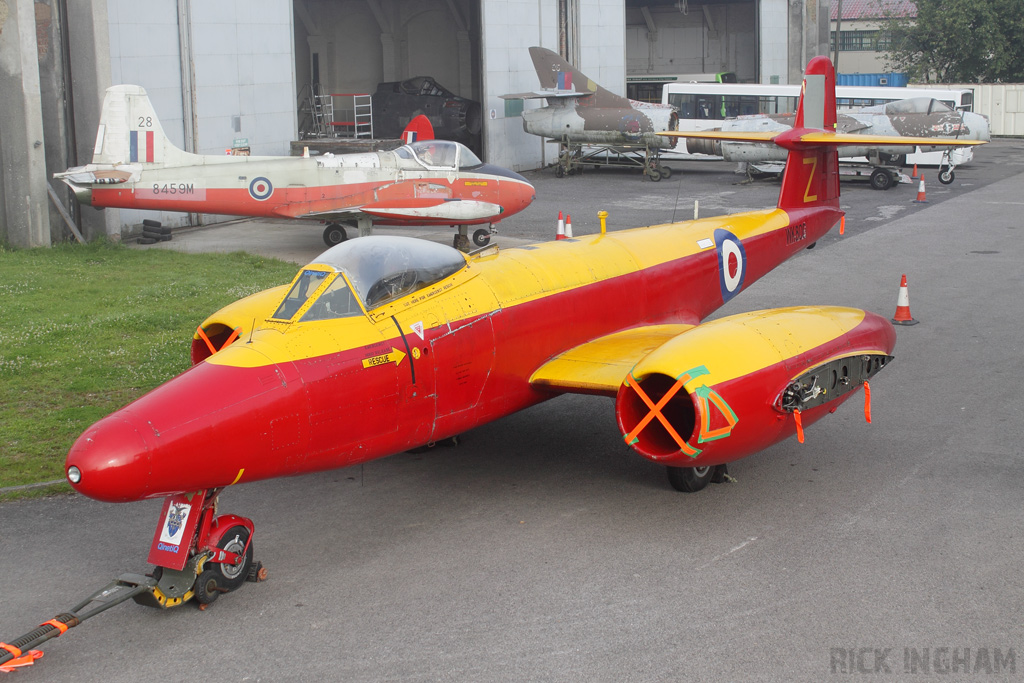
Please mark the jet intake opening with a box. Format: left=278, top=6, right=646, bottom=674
left=616, top=373, right=698, bottom=461
left=191, top=323, right=239, bottom=364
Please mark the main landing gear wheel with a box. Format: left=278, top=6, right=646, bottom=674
left=555, top=165, right=566, bottom=178
left=648, top=167, right=662, bottom=182
left=473, top=228, right=491, bottom=247
left=938, top=166, right=955, bottom=185
left=666, top=464, right=728, bottom=492
left=194, top=525, right=253, bottom=605
left=658, top=165, right=673, bottom=179
left=323, top=223, right=348, bottom=247
left=869, top=168, right=894, bottom=191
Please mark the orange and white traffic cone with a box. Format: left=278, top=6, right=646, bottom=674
left=913, top=177, right=928, bottom=203
left=565, top=214, right=573, bottom=238
left=892, top=274, right=919, bottom=326
left=556, top=211, right=566, bottom=240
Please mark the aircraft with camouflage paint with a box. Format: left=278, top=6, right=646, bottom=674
left=683, top=96, right=990, bottom=189
left=501, top=46, right=679, bottom=180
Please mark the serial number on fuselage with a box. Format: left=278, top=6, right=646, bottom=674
left=152, top=183, right=197, bottom=195
left=786, top=223, right=808, bottom=244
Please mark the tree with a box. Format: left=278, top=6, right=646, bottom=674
left=882, top=0, right=1024, bottom=82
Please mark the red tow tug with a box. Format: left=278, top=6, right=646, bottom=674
left=0, top=488, right=266, bottom=672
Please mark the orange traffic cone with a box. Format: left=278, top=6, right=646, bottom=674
left=892, top=274, right=919, bottom=326
left=911, top=163, right=918, bottom=179
left=565, top=214, right=573, bottom=238
left=556, top=211, right=566, bottom=240
left=913, top=177, right=928, bottom=203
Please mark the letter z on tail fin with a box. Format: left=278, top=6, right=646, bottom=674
left=92, top=85, right=196, bottom=167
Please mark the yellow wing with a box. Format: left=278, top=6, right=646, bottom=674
left=659, top=130, right=986, bottom=148
left=530, top=324, right=695, bottom=397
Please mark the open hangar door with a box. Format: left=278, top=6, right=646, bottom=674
left=293, top=0, right=484, bottom=154
left=625, top=0, right=758, bottom=89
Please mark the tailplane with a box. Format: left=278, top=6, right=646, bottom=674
left=657, top=55, right=984, bottom=212
left=92, top=85, right=197, bottom=166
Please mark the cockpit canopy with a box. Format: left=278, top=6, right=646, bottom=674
left=271, top=236, right=468, bottom=322
left=394, top=140, right=483, bottom=171
left=879, top=97, right=953, bottom=116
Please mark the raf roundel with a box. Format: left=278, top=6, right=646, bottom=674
left=714, top=228, right=746, bottom=304
left=249, top=177, right=274, bottom=201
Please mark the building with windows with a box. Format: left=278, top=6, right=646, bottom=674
left=830, top=0, right=915, bottom=81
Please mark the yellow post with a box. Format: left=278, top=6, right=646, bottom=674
left=598, top=210, right=608, bottom=235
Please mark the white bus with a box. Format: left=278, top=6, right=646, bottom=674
left=626, top=71, right=737, bottom=103
left=661, top=82, right=976, bottom=165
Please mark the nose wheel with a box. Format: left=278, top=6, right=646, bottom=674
left=144, top=489, right=266, bottom=609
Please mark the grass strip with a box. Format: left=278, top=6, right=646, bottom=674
left=0, top=241, right=297, bottom=494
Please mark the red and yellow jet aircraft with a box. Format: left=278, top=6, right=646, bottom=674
left=55, top=85, right=535, bottom=250
left=57, top=58, right=983, bottom=612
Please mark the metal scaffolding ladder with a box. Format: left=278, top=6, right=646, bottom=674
left=328, top=94, right=374, bottom=139
left=353, top=94, right=373, bottom=138
left=311, top=84, right=334, bottom=138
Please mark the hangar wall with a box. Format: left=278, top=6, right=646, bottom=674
left=483, top=0, right=626, bottom=172
left=625, top=3, right=757, bottom=82
left=106, top=0, right=296, bottom=231
left=293, top=0, right=478, bottom=116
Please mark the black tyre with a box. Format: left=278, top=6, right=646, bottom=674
left=137, top=237, right=157, bottom=245
left=658, top=165, right=673, bottom=179
left=666, top=465, right=714, bottom=493
left=869, top=168, right=893, bottom=190
left=648, top=168, right=662, bottom=182
left=142, top=219, right=162, bottom=228
left=938, top=167, right=955, bottom=185
left=142, top=230, right=163, bottom=239
left=193, top=568, right=223, bottom=605
left=472, top=228, right=491, bottom=247
left=555, top=165, right=565, bottom=178
left=210, top=525, right=253, bottom=592
left=323, top=223, right=348, bottom=246
left=663, top=464, right=712, bottom=491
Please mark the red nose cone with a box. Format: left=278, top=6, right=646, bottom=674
left=66, top=414, right=152, bottom=503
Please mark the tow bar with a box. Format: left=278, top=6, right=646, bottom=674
left=1, top=488, right=267, bottom=672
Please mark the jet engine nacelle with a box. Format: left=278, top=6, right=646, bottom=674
left=615, top=307, right=895, bottom=467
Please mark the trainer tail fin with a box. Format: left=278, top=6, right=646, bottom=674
left=92, top=85, right=196, bottom=166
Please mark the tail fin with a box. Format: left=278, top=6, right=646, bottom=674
left=401, top=114, right=434, bottom=144
left=92, top=85, right=196, bottom=166
left=776, top=56, right=840, bottom=210
left=528, top=46, right=631, bottom=108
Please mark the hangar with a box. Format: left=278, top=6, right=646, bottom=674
left=0, top=0, right=829, bottom=247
